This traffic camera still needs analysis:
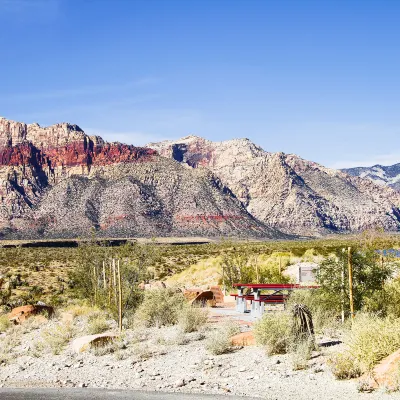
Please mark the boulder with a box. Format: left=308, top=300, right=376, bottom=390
left=8, top=304, right=54, bottom=324
left=360, top=348, right=400, bottom=390
left=71, top=332, right=119, bottom=353
left=230, top=331, right=255, bottom=346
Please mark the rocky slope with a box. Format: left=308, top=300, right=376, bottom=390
left=148, top=136, right=400, bottom=235
left=343, top=163, right=400, bottom=192
left=0, top=118, right=283, bottom=239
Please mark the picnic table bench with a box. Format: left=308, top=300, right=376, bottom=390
left=231, top=283, right=320, bottom=317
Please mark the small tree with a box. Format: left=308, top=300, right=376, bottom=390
left=317, top=247, right=392, bottom=315
left=69, top=239, right=160, bottom=323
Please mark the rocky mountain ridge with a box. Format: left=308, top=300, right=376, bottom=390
left=0, top=117, right=282, bottom=239
left=342, top=163, right=400, bottom=192
left=148, top=136, right=400, bottom=235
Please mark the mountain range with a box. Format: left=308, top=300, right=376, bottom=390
left=1, top=116, right=400, bottom=239
left=342, top=164, right=400, bottom=192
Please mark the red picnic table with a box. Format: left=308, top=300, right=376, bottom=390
left=231, top=283, right=320, bottom=316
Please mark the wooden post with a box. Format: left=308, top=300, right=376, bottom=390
left=113, top=259, right=117, bottom=307
left=108, top=261, right=112, bottom=307
left=279, top=256, right=282, bottom=275
left=348, top=247, right=355, bottom=320
left=222, top=265, right=225, bottom=295
left=255, top=261, right=259, bottom=284
left=102, top=261, right=106, bottom=289
left=341, top=265, right=345, bottom=324
left=117, top=259, right=122, bottom=332
left=93, top=266, right=97, bottom=306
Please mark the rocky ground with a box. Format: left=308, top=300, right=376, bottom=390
left=1, top=309, right=399, bottom=400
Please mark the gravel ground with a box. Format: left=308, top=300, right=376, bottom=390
left=0, top=312, right=400, bottom=400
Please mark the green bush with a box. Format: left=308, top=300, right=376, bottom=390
left=254, top=312, right=291, bottom=355
left=178, top=305, right=209, bottom=333
left=134, top=288, right=186, bottom=328
left=363, top=279, right=400, bottom=318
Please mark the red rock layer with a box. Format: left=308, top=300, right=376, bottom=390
left=0, top=117, right=157, bottom=172
left=0, top=139, right=157, bottom=170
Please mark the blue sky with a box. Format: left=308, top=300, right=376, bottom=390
left=1, top=0, right=400, bottom=168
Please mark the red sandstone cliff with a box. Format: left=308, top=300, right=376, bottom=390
left=0, top=117, right=281, bottom=239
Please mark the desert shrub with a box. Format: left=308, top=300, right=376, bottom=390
left=205, top=320, right=240, bottom=355
left=385, top=280, right=400, bottom=318
left=132, top=343, right=153, bottom=360
left=173, top=330, right=190, bottom=345
left=134, top=288, right=186, bottom=328
left=41, top=321, right=74, bottom=355
left=345, top=314, right=400, bottom=372
left=328, top=314, right=400, bottom=379
left=178, top=305, right=209, bottom=333
left=290, top=338, right=314, bottom=370
left=0, top=329, right=21, bottom=364
left=0, top=314, right=11, bottom=332
left=328, top=352, right=362, bottom=379
left=87, top=313, right=110, bottom=335
left=254, top=312, right=291, bottom=355
left=64, top=303, right=97, bottom=318
left=221, top=320, right=241, bottom=337
left=363, top=279, right=400, bottom=318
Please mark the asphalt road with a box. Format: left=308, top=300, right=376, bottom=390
left=0, top=388, right=258, bottom=400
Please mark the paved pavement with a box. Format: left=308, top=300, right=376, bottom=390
left=0, top=388, right=258, bottom=399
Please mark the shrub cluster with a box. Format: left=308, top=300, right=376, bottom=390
left=134, top=288, right=186, bottom=328
left=328, top=314, right=400, bottom=379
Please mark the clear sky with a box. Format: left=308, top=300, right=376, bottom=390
left=1, top=0, right=399, bottom=168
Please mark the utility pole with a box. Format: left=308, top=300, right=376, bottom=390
left=348, top=247, right=355, bottom=320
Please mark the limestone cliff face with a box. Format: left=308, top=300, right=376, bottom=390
left=0, top=118, right=282, bottom=239
left=148, top=136, right=400, bottom=235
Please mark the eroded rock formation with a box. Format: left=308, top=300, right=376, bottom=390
left=0, top=117, right=282, bottom=239
left=148, top=136, right=400, bottom=235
